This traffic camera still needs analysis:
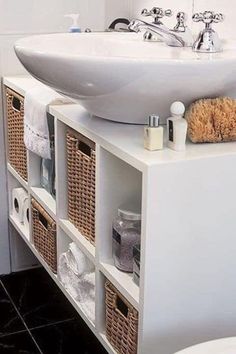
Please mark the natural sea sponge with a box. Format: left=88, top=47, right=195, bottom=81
left=186, top=97, right=236, bottom=143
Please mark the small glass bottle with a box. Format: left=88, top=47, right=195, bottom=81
left=144, top=115, right=163, bottom=151
left=112, top=203, right=141, bottom=273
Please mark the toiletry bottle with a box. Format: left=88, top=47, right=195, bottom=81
left=65, top=14, right=81, bottom=33
left=144, top=115, right=163, bottom=151
left=167, top=101, right=188, bottom=151
left=112, top=203, right=141, bottom=273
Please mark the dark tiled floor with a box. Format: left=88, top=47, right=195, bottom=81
left=0, top=268, right=108, bottom=354
left=0, top=287, right=25, bottom=337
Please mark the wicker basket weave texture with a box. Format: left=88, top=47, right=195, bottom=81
left=66, top=130, right=96, bottom=245
left=32, top=198, right=57, bottom=273
left=6, top=88, right=28, bottom=181
left=105, top=281, right=139, bottom=354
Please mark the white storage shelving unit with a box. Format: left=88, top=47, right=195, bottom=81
left=3, top=76, right=236, bottom=354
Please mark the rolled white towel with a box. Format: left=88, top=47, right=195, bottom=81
left=68, top=242, right=94, bottom=277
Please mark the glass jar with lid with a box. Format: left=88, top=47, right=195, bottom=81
left=133, top=244, right=141, bottom=286
left=112, top=203, right=141, bottom=272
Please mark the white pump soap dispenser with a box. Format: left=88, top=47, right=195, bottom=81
left=167, top=101, right=188, bottom=151
left=65, top=14, right=81, bottom=33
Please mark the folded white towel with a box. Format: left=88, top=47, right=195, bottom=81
left=77, top=273, right=95, bottom=323
left=24, top=86, right=71, bottom=159
left=77, top=272, right=95, bottom=302
left=68, top=242, right=95, bottom=276
left=80, top=299, right=95, bottom=324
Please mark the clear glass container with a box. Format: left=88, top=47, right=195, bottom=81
left=112, top=203, right=141, bottom=273
left=40, top=115, right=56, bottom=198
left=40, top=157, right=52, bottom=193
left=133, top=244, right=140, bottom=286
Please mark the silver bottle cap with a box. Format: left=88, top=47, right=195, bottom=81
left=149, top=114, right=160, bottom=127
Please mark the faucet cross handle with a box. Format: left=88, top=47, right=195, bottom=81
left=192, top=11, right=224, bottom=53
left=192, top=11, right=224, bottom=28
left=141, top=7, right=172, bottom=24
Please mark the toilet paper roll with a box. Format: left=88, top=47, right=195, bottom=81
left=12, top=188, right=28, bottom=223
left=22, top=198, right=30, bottom=229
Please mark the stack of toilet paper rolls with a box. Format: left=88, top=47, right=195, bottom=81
left=12, top=188, right=30, bottom=229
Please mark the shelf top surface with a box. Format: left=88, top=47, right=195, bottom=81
left=4, top=75, right=45, bottom=96
left=4, top=76, right=236, bottom=170
left=50, top=104, right=236, bottom=169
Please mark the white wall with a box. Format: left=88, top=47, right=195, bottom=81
left=0, top=0, right=107, bottom=76
left=0, top=0, right=130, bottom=274
left=104, top=0, right=131, bottom=28
left=130, top=0, right=235, bottom=38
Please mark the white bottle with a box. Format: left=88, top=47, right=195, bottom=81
left=167, top=101, right=188, bottom=151
left=64, top=14, right=81, bottom=33
left=144, top=115, right=163, bottom=151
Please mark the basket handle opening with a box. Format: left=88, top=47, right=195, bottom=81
left=116, top=295, right=129, bottom=318
left=14, top=198, right=19, bottom=213
left=78, top=141, right=92, bottom=157
left=38, top=212, right=48, bottom=230
left=12, top=96, right=21, bottom=112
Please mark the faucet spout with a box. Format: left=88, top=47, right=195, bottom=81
left=129, top=19, right=192, bottom=47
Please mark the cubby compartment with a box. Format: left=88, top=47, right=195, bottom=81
left=31, top=198, right=57, bottom=273
left=57, top=228, right=96, bottom=324
left=66, top=128, right=96, bottom=246
left=8, top=172, right=30, bottom=239
left=9, top=223, right=39, bottom=272
left=5, top=87, right=28, bottom=181
left=28, top=150, right=56, bottom=219
left=97, top=147, right=142, bottom=308
left=56, top=120, right=96, bottom=260
left=105, top=280, right=139, bottom=354
left=27, top=113, right=56, bottom=219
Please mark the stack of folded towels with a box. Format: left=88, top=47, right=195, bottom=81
left=58, top=242, right=95, bottom=323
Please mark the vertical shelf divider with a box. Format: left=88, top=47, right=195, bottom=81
left=55, top=118, right=68, bottom=220
left=95, top=145, right=106, bottom=334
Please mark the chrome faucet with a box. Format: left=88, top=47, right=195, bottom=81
left=129, top=7, right=194, bottom=47
left=192, top=11, right=224, bottom=53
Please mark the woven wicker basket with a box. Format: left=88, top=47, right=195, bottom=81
left=66, top=129, right=96, bottom=245
left=105, top=281, right=139, bottom=354
left=6, top=87, right=28, bottom=181
left=32, top=199, right=57, bottom=273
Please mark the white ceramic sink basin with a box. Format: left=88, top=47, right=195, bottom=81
left=15, top=32, right=236, bottom=124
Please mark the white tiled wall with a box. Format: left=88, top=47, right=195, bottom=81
left=105, top=0, right=131, bottom=28
left=130, top=0, right=236, bottom=38
left=0, top=0, right=106, bottom=35
left=193, top=0, right=234, bottom=37
left=0, top=0, right=129, bottom=274
left=130, top=0, right=193, bottom=29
